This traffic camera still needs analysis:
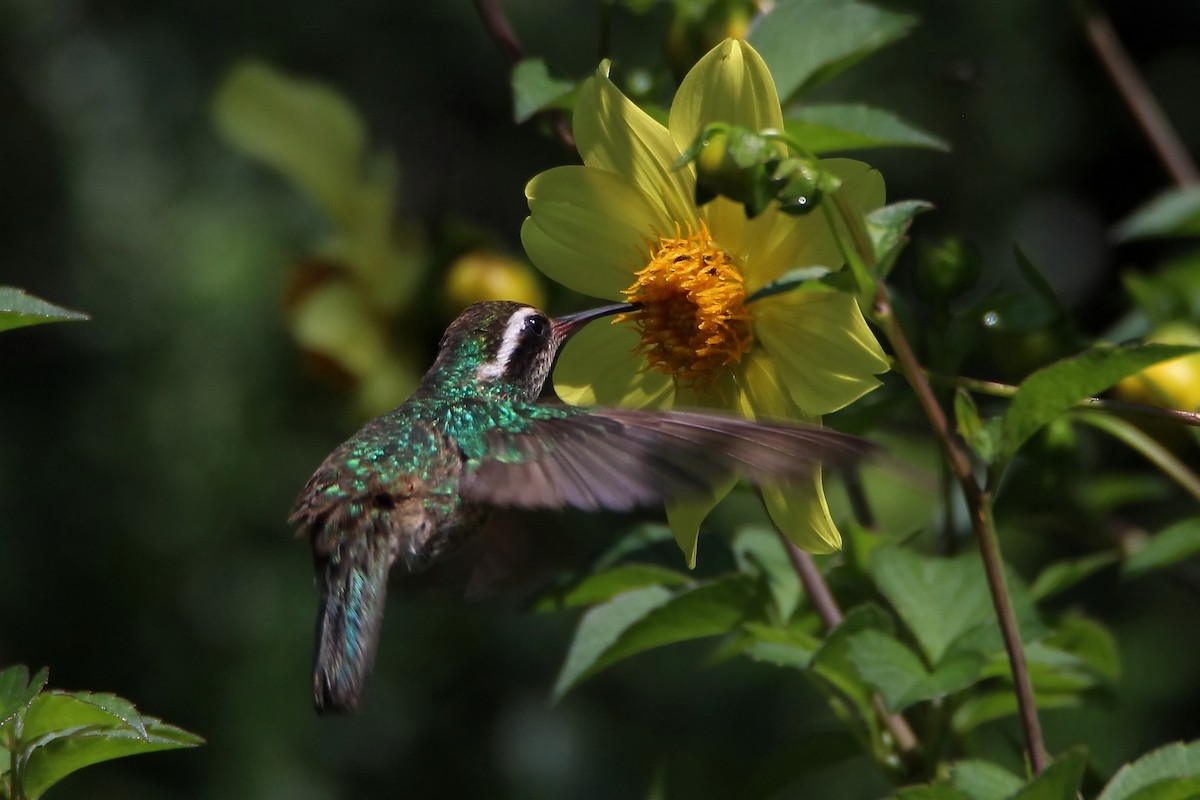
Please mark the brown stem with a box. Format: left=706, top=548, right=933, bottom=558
left=775, top=528, right=920, bottom=754
left=472, top=0, right=576, bottom=150
left=1077, top=1, right=1199, bottom=186
left=873, top=287, right=1049, bottom=773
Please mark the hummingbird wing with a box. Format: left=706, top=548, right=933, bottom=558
left=460, top=405, right=874, bottom=512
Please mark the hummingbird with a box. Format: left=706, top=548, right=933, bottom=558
left=291, top=300, right=874, bottom=714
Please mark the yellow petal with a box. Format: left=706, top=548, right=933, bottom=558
left=668, top=40, right=784, bottom=154
left=574, top=67, right=697, bottom=227
left=760, top=474, right=842, bottom=553
left=666, top=478, right=737, bottom=569
left=553, top=319, right=675, bottom=409
left=754, top=291, right=889, bottom=416
left=522, top=166, right=667, bottom=299
left=731, top=350, right=841, bottom=552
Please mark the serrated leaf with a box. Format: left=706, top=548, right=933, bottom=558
left=1045, top=614, right=1120, bottom=684
left=0, top=288, right=89, bottom=333
left=870, top=547, right=1045, bottom=665
left=512, top=58, right=576, bottom=124
left=213, top=61, right=367, bottom=229
left=1097, top=741, right=1200, bottom=800
left=1030, top=552, right=1120, bottom=600
left=895, top=785, right=972, bottom=800
left=553, top=578, right=760, bottom=700
left=997, top=344, right=1200, bottom=466
left=21, top=720, right=202, bottom=799
left=950, top=759, right=1024, bottom=800
left=750, top=0, right=916, bottom=98
left=1122, top=777, right=1200, bottom=800
left=786, top=104, right=949, bottom=153
left=808, top=604, right=894, bottom=729
left=21, top=692, right=145, bottom=742
left=846, top=629, right=984, bottom=712
left=0, top=665, right=47, bottom=727
left=533, top=564, right=693, bottom=611
left=1113, top=187, right=1200, bottom=241
left=1124, top=517, right=1200, bottom=580
left=1011, top=748, right=1087, bottom=800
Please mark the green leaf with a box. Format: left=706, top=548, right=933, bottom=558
left=0, top=288, right=89, bottom=333
left=1122, top=777, right=1200, bottom=800
left=1011, top=749, right=1087, bottom=800
left=950, top=759, right=1024, bottom=800
left=952, top=690, right=1082, bottom=734
left=895, top=785, right=972, bottom=800
left=736, top=621, right=822, bottom=669
left=870, top=547, right=1045, bottom=665
left=1013, top=246, right=1065, bottom=323
left=1044, top=613, right=1120, bottom=684
left=751, top=0, right=916, bottom=99
left=1030, top=552, right=1120, bottom=600
left=954, top=390, right=999, bottom=463
left=21, top=720, right=202, bottom=799
left=213, top=60, right=367, bottom=229
left=865, top=200, right=934, bottom=277
left=807, top=604, right=894, bottom=733
left=1113, top=187, right=1200, bottom=241
left=22, top=692, right=148, bottom=742
left=997, top=344, right=1200, bottom=466
left=533, top=564, right=693, bottom=610
left=846, top=629, right=984, bottom=712
left=0, top=665, right=47, bottom=727
left=1097, top=741, right=1200, bottom=800
left=786, top=104, right=948, bottom=153
left=1124, top=517, right=1200, bottom=580
left=732, top=527, right=801, bottom=622
left=553, top=577, right=761, bottom=700
left=512, top=58, right=576, bottom=124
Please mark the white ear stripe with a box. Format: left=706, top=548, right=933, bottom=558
left=476, top=308, right=537, bottom=381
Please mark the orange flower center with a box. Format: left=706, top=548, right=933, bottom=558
left=619, top=222, right=753, bottom=385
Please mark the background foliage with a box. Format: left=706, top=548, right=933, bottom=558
left=3, top=0, right=1200, bottom=797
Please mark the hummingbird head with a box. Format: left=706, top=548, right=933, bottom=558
left=427, top=300, right=631, bottom=401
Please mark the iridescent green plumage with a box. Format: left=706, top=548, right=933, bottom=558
left=292, top=300, right=875, bottom=714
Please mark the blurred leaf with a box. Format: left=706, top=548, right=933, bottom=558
left=955, top=389, right=998, bottom=463
left=1097, top=741, right=1200, bottom=800
left=950, top=759, right=1024, bottom=800
left=1011, top=748, right=1086, bottom=800
left=895, top=785, right=971, bottom=800
left=214, top=61, right=367, bottom=229
left=1124, top=517, right=1200, bottom=580
left=512, top=58, right=576, bottom=123
left=533, top=564, right=694, bottom=611
left=807, top=604, right=894, bottom=732
left=1113, top=187, right=1200, bottom=241
left=0, top=288, right=88, bottom=333
left=846, top=629, right=984, bottom=711
left=736, top=621, right=822, bottom=669
left=749, top=0, right=915, bottom=98
left=732, top=527, right=801, bottom=622
left=0, top=665, right=47, bottom=727
left=865, top=200, right=934, bottom=277
left=1013, top=246, right=1065, bottom=324
left=786, top=104, right=948, bottom=153
left=1030, top=552, right=1119, bottom=600
left=870, top=547, right=1045, bottom=665
left=553, top=577, right=761, bottom=700
left=952, top=689, right=1082, bottom=733
left=997, top=344, right=1200, bottom=466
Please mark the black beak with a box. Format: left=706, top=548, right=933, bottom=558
left=551, top=302, right=635, bottom=340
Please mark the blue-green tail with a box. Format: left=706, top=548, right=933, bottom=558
left=313, top=539, right=390, bottom=715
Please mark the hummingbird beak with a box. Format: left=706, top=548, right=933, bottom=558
left=551, top=302, right=636, bottom=341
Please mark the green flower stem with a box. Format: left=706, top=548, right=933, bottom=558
left=940, top=372, right=1200, bottom=428
left=1076, top=0, right=1199, bottom=187
left=1072, top=410, right=1200, bottom=502
left=773, top=526, right=920, bottom=756
left=829, top=197, right=1050, bottom=773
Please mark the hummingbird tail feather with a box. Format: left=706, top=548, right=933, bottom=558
left=313, top=541, right=390, bottom=715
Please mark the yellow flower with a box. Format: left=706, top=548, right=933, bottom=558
left=521, top=39, right=889, bottom=564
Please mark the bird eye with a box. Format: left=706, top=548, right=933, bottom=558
left=524, top=314, right=548, bottom=337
